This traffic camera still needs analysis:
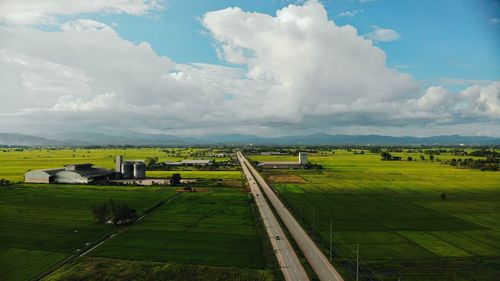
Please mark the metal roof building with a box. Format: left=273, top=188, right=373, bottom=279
left=165, top=160, right=212, bottom=166
left=257, top=153, right=308, bottom=169
left=25, top=163, right=114, bottom=184
left=180, top=160, right=212, bottom=166
left=257, top=161, right=302, bottom=169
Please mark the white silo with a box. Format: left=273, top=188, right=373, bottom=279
left=121, top=162, right=133, bottom=179
left=133, top=162, right=146, bottom=179
left=299, top=152, right=308, bottom=164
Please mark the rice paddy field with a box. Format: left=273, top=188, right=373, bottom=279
left=0, top=184, right=176, bottom=281
left=0, top=184, right=276, bottom=281
left=0, top=147, right=276, bottom=281
left=250, top=150, right=500, bottom=281
left=45, top=187, right=276, bottom=281
left=91, top=188, right=269, bottom=268
left=0, top=148, right=234, bottom=182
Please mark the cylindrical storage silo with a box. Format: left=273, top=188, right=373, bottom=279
left=121, top=162, right=133, bottom=179
left=133, top=162, right=146, bottom=179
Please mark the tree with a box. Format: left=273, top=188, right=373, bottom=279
left=145, top=157, right=158, bottom=168
left=420, top=155, right=425, bottom=161
left=91, top=203, right=110, bottom=224
left=407, top=156, right=413, bottom=161
left=113, top=203, right=138, bottom=223
left=429, top=154, right=435, bottom=161
left=440, top=193, right=447, bottom=200
left=381, top=152, right=392, bottom=160
left=0, top=179, right=11, bottom=186
left=91, top=199, right=137, bottom=225
left=170, top=173, right=181, bottom=186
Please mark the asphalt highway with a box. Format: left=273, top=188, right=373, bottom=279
left=238, top=152, right=344, bottom=281
left=238, top=152, right=309, bottom=281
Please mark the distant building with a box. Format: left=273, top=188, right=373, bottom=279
left=299, top=152, right=308, bottom=164
left=164, top=161, right=181, bottom=166
left=115, top=155, right=145, bottom=179
left=25, top=163, right=114, bottom=184
left=179, top=160, right=212, bottom=166
left=164, top=159, right=212, bottom=166
left=257, top=161, right=302, bottom=169
left=257, top=152, right=308, bottom=169
left=261, top=152, right=282, bottom=155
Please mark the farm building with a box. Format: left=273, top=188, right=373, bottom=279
left=115, top=155, right=146, bottom=179
left=165, top=160, right=212, bottom=166
left=257, top=152, right=308, bottom=169
left=25, top=163, right=114, bottom=184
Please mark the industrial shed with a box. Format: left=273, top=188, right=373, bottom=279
left=257, top=161, right=303, bottom=169
left=165, top=160, right=212, bottom=166
left=25, top=163, right=114, bottom=184
left=24, top=168, right=64, bottom=183
left=257, top=152, right=308, bottom=169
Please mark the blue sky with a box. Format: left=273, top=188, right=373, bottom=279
left=0, top=0, right=499, bottom=136
left=94, top=0, right=500, bottom=90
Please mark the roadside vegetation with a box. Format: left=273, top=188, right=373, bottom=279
left=45, top=257, right=273, bottom=281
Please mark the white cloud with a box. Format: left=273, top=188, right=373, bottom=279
left=460, top=82, right=500, bottom=118
left=365, top=25, right=400, bottom=42
left=0, top=0, right=162, bottom=25
left=203, top=1, right=415, bottom=122
left=0, top=0, right=498, bottom=136
left=489, top=18, right=500, bottom=25
left=338, top=9, right=364, bottom=17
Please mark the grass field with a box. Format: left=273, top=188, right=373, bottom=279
left=250, top=150, right=500, bottom=280
left=0, top=184, right=176, bottom=281
left=45, top=257, right=273, bottom=281
left=0, top=148, right=233, bottom=182
left=91, top=188, right=268, bottom=269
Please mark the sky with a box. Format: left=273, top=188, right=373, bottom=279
left=0, top=0, right=499, bottom=137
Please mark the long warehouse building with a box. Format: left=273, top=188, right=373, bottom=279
left=25, top=163, right=114, bottom=184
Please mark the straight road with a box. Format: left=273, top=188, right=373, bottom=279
left=238, top=152, right=344, bottom=281
left=238, top=153, right=309, bottom=281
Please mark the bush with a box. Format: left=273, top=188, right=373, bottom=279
left=170, top=173, right=182, bottom=186
left=91, top=199, right=138, bottom=225
left=0, top=178, right=11, bottom=186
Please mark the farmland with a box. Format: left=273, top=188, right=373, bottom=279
left=91, top=188, right=269, bottom=268
left=250, top=150, right=500, bottom=280
left=0, top=148, right=234, bottom=182
left=0, top=184, right=277, bottom=281
left=0, top=146, right=278, bottom=281
left=0, top=184, right=176, bottom=281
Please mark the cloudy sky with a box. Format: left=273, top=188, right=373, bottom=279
left=0, top=0, right=499, bottom=137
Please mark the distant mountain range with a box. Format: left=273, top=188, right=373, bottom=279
left=1, top=132, right=499, bottom=146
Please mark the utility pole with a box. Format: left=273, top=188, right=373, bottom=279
left=356, top=243, right=359, bottom=281
left=329, top=218, right=332, bottom=262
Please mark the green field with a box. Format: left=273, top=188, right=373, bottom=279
left=0, top=184, right=176, bottom=281
left=251, top=150, right=500, bottom=280
left=0, top=148, right=233, bottom=182
left=45, top=257, right=273, bottom=281
left=91, top=188, right=268, bottom=268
